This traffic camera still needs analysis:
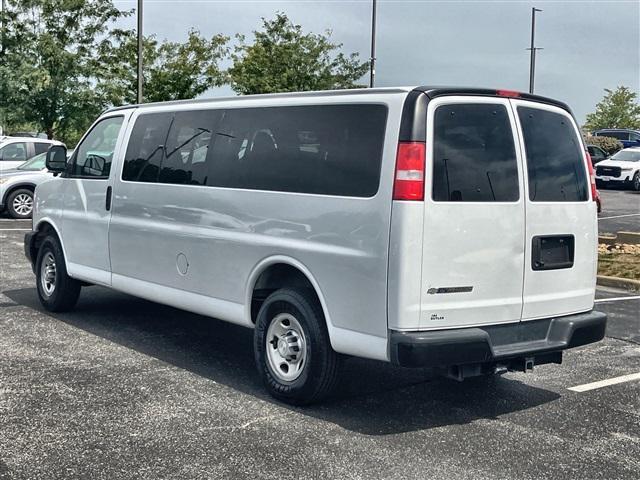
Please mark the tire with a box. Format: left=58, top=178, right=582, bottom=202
left=7, top=188, right=34, bottom=219
left=254, top=288, right=340, bottom=405
left=632, top=172, right=640, bottom=191
left=35, top=235, right=81, bottom=312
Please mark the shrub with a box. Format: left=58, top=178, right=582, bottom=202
left=583, top=135, right=624, bottom=155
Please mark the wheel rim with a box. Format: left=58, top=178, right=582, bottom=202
left=635, top=175, right=640, bottom=190
left=266, top=313, right=307, bottom=382
left=12, top=193, right=33, bottom=216
left=40, top=252, right=57, bottom=297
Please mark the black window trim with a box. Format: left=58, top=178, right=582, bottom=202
left=119, top=103, right=389, bottom=199
left=66, top=114, right=125, bottom=180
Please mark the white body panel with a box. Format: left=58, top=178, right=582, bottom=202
left=511, top=100, right=597, bottom=320
left=418, top=97, right=526, bottom=330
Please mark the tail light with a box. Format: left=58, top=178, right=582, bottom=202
left=585, top=151, right=597, bottom=202
left=393, top=142, right=425, bottom=201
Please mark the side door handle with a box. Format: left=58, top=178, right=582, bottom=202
left=105, top=186, right=112, bottom=211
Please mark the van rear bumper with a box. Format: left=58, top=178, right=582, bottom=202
left=389, top=310, right=607, bottom=368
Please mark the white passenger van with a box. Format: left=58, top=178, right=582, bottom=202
left=26, top=87, right=606, bottom=404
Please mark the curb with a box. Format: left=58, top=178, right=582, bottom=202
left=598, top=232, right=640, bottom=246
left=597, top=275, right=640, bottom=292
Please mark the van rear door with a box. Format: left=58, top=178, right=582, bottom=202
left=419, top=97, right=526, bottom=330
left=512, top=100, right=596, bottom=320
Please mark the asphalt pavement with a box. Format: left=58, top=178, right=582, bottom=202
left=0, top=217, right=639, bottom=480
left=598, top=189, right=640, bottom=234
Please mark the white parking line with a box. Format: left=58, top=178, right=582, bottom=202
left=595, top=295, right=640, bottom=303
left=598, top=213, right=640, bottom=220
left=568, top=372, right=640, bottom=392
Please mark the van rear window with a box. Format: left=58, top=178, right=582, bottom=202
left=518, top=107, right=588, bottom=202
left=432, top=104, right=519, bottom=202
left=122, top=104, right=387, bottom=197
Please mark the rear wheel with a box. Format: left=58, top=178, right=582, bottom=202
left=35, top=235, right=81, bottom=312
left=7, top=188, right=34, bottom=219
left=254, top=288, right=340, bottom=405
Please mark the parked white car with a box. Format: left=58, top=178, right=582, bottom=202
left=0, top=153, right=55, bottom=218
left=0, top=137, right=62, bottom=171
left=595, top=147, right=640, bottom=191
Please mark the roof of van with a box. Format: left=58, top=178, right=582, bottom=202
left=103, top=86, right=571, bottom=114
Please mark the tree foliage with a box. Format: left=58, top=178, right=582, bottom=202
left=1, top=0, right=130, bottom=141
left=97, top=29, right=228, bottom=105
left=229, top=13, right=369, bottom=95
left=583, top=135, right=623, bottom=155
left=1, top=5, right=371, bottom=144
left=584, top=86, right=640, bottom=131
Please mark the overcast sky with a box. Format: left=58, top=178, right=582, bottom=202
left=114, top=0, right=639, bottom=123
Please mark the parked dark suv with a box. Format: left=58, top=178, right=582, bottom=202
left=587, top=145, right=609, bottom=164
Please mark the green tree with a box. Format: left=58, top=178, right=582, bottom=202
left=97, top=29, right=228, bottom=105
left=1, top=0, right=131, bottom=142
left=584, top=86, right=640, bottom=131
left=229, top=13, right=369, bottom=95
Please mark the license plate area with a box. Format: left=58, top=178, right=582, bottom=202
left=532, top=235, right=575, bottom=271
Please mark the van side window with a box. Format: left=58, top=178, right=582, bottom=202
left=518, top=107, right=588, bottom=202
left=432, top=104, right=519, bottom=202
left=208, top=104, right=387, bottom=197
left=71, top=116, right=124, bottom=178
left=161, top=110, right=220, bottom=185
left=33, top=142, right=51, bottom=155
left=122, top=113, right=173, bottom=183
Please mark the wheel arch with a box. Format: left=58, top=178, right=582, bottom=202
left=2, top=182, right=36, bottom=206
left=245, top=256, right=335, bottom=333
left=31, top=218, right=69, bottom=271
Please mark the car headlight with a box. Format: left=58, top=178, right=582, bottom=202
left=620, top=167, right=632, bottom=171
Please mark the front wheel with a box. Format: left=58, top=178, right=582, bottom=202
left=35, top=235, right=81, bottom=312
left=254, top=288, right=340, bottom=405
left=7, top=188, right=34, bottom=219
left=632, top=172, right=640, bottom=191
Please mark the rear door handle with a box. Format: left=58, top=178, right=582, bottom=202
left=105, top=186, right=112, bottom=211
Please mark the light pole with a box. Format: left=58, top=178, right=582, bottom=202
left=528, top=7, right=543, bottom=94
left=137, top=0, right=143, bottom=103
left=369, top=0, right=377, bottom=88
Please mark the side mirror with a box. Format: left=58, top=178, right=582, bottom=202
left=46, top=145, right=67, bottom=173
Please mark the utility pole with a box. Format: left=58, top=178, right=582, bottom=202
left=528, top=7, right=543, bottom=94
left=369, top=0, right=377, bottom=88
left=137, top=0, right=143, bottom=103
